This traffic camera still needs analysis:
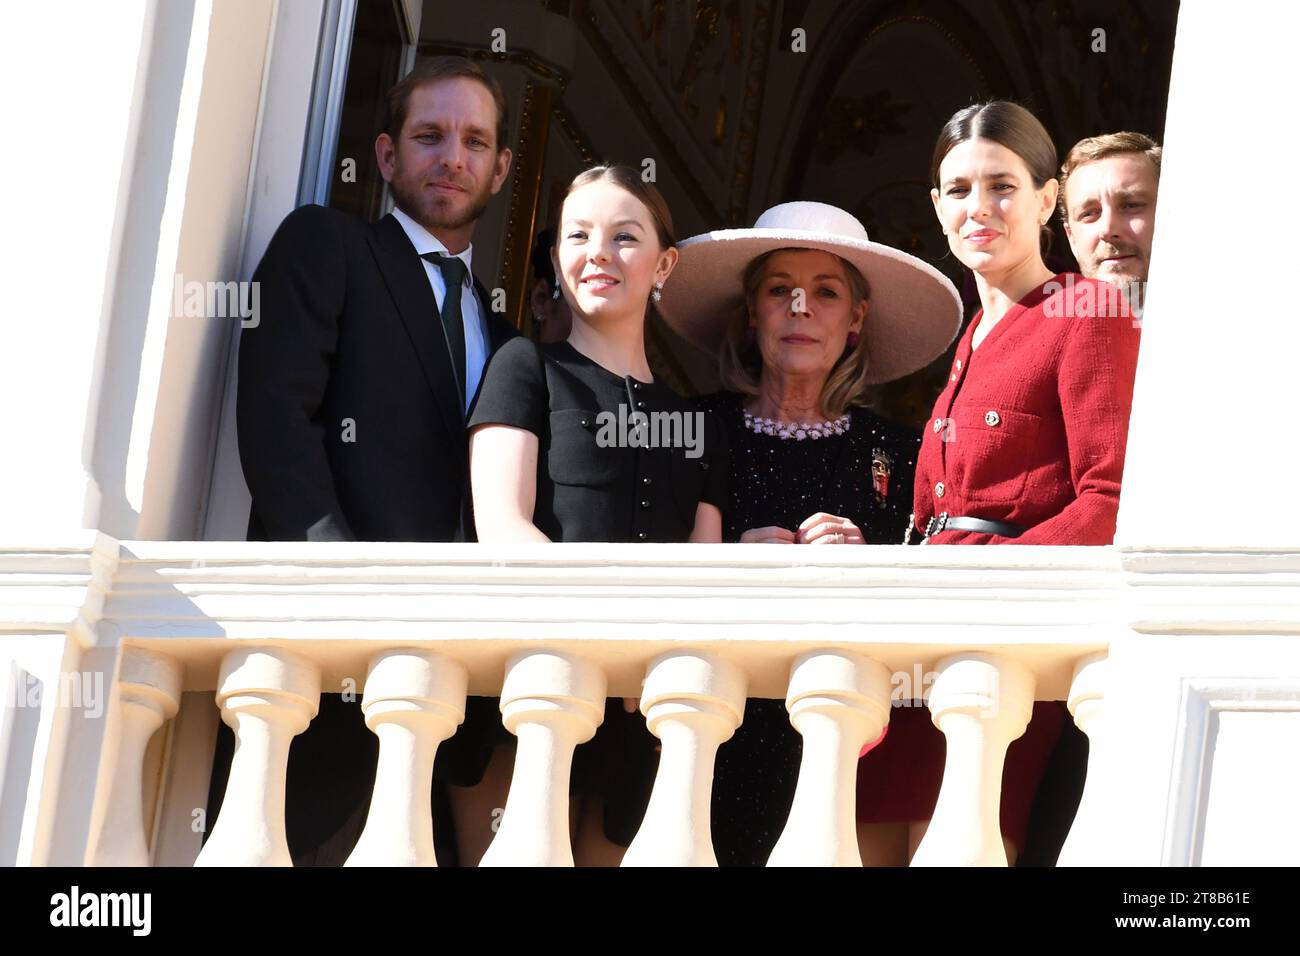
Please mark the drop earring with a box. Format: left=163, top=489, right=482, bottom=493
left=551, top=285, right=561, bottom=300
left=651, top=280, right=663, bottom=303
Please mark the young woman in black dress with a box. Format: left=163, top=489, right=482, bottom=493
left=460, top=165, right=726, bottom=865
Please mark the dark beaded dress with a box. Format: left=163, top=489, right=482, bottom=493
left=695, top=391, right=920, bottom=865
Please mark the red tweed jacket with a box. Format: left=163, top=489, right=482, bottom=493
left=911, top=273, right=1142, bottom=545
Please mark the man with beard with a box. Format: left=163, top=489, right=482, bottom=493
left=238, top=56, right=516, bottom=544
left=233, top=57, right=517, bottom=867
left=1017, top=130, right=1160, bottom=866
left=1059, top=131, right=1161, bottom=312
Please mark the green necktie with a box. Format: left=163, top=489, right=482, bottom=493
left=422, top=252, right=468, bottom=406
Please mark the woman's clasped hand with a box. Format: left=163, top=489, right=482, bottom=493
left=739, top=511, right=865, bottom=544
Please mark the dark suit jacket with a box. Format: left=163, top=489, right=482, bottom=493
left=237, top=204, right=518, bottom=542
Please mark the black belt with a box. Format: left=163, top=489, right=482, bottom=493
left=921, top=511, right=1026, bottom=541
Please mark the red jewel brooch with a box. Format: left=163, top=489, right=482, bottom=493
left=871, top=448, right=893, bottom=505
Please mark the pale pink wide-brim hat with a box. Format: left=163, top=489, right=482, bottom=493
left=657, top=201, right=963, bottom=385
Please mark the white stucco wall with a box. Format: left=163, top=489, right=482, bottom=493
left=0, top=3, right=153, bottom=537
left=1116, top=1, right=1300, bottom=548
left=0, top=0, right=280, bottom=544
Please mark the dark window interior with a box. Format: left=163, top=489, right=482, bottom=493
left=328, top=0, right=406, bottom=220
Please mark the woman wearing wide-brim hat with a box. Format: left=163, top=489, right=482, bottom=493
left=657, top=201, right=962, bottom=865
left=660, top=200, right=963, bottom=388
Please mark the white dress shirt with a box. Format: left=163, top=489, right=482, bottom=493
left=390, top=205, right=488, bottom=413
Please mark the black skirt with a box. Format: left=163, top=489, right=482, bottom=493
left=434, top=695, right=660, bottom=847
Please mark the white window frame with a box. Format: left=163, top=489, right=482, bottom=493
left=202, top=0, right=415, bottom=541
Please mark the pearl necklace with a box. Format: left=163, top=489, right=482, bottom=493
left=744, top=408, right=851, bottom=440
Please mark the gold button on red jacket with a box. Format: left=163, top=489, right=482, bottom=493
left=912, top=273, right=1142, bottom=545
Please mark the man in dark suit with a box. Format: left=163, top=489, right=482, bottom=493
left=232, top=56, right=519, bottom=867
left=237, top=56, right=517, bottom=543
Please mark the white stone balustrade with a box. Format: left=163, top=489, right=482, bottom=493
left=479, top=650, right=606, bottom=867
left=194, top=647, right=321, bottom=867
left=1056, top=652, right=1108, bottom=867
left=86, top=647, right=183, bottom=866
left=622, top=650, right=746, bottom=866
left=911, top=652, right=1035, bottom=867
left=19, top=537, right=1186, bottom=867
left=768, top=649, right=893, bottom=867
left=345, top=649, right=467, bottom=867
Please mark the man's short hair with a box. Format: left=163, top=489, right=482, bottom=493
left=383, top=55, right=509, bottom=150
left=1058, top=131, right=1162, bottom=220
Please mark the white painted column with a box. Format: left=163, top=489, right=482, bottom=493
left=768, top=650, right=892, bottom=867
left=86, top=647, right=183, bottom=866
left=345, top=649, right=467, bottom=866
left=1115, top=2, right=1300, bottom=550
left=911, top=653, right=1034, bottom=867
left=479, top=650, right=605, bottom=867
left=1100, top=0, right=1300, bottom=866
left=194, top=647, right=320, bottom=867
left=622, top=651, right=746, bottom=867
left=1057, top=652, right=1109, bottom=866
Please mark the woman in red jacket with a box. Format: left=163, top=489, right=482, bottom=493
left=914, top=102, right=1141, bottom=546
left=856, top=101, right=1141, bottom=864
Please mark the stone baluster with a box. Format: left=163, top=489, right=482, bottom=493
left=911, top=652, right=1034, bottom=866
left=768, top=650, right=892, bottom=867
left=479, top=650, right=605, bottom=867
left=194, top=647, right=320, bottom=867
left=345, top=649, right=467, bottom=867
left=86, top=647, right=183, bottom=866
left=622, top=650, right=746, bottom=867
left=1057, top=652, right=1109, bottom=866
